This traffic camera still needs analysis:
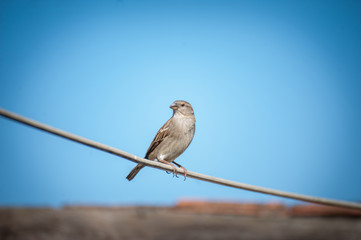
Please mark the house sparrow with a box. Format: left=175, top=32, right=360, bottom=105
left=126, top=100, right=195, bottom=181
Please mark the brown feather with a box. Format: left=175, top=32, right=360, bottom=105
left=126, top=163, right=145, bottom=181
left=144, top=118, right=171, bottom=159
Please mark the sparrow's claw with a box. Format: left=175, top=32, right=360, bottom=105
left=160, top=160, right=178, bottom=178
left=180, top=166, right=188, bottom=181
left=172, top=167, right=178, bottom=178
left=173, top=161, right=188, bottom=181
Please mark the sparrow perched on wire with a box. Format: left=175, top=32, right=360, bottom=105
left=126, top=100, right=195, bottom=181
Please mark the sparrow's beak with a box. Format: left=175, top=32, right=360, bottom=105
left=170, top=103, right=178, bottom=110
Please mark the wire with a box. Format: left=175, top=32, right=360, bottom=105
left=1, top=107, right=361, bottom=210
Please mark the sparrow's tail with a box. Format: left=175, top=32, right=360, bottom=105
left=126, top=164, right=145, bottom=181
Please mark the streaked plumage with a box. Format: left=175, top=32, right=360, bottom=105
left=126, top=100, right=195, bottom=181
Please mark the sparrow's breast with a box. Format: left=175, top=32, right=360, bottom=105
left=158, top=116, right=195, bottom=162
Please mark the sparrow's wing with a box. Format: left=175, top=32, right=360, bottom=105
left=145, top=118, right=171, bottom=159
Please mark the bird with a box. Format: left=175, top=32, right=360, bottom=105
left=126, top=100, right=195, bottom=181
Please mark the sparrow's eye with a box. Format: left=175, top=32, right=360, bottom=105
left=181, top=103, right=185, bottom=107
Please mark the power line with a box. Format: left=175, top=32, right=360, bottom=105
left=1, top=107, right=361, bottom=211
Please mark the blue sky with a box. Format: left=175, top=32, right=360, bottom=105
left=1, top=0, right=360, bottom=206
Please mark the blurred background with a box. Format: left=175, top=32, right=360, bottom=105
left=1, top=0, right=361, bottom=207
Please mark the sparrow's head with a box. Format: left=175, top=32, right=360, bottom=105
left=170, top=100, right=194, bottom=116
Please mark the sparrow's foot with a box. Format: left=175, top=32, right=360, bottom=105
left=172, top=167, right=177, bottom=177
left=180, top=166, right=188, bottom=181
left=159, top=160, right=177, bottom=177
left=173, top=161, right=188, bottom=181
left=170, top=164, right=177, bottom=177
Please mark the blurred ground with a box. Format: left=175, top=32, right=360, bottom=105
left=1, top=202, right=360, bottom=240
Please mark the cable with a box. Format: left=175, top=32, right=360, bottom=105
left=1, top=107, right=360, bottom=210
